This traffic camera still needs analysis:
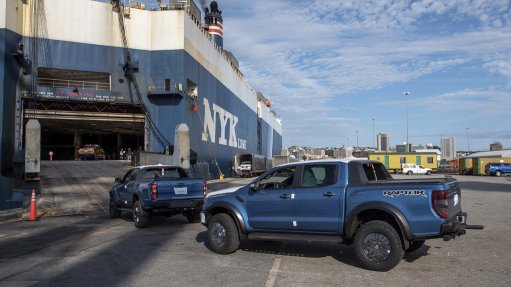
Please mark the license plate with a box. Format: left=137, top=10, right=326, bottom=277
left=174, top=187, right=187, bottom=195
left=200, top=212, right=206, bottom=224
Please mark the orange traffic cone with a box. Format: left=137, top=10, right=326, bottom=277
left=29, top=188, right=37, bottom=221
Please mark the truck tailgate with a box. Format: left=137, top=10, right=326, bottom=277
left=154, top=179, right=204, bottom=200
left=447, top=180, right=463, bottom=218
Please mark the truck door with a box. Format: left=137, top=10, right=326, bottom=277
left=293, top=164, right=342, bottom=233
left=246, top=166, right=297, bottom=231
left=118, top=169, right=137, bottom=207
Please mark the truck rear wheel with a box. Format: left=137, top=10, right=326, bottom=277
left=207, top=213, right=240, bottom=254
left=133, top=200, right=150, bottom=228
left=354, top=220, right=404, bottom=271
left=186, top=210, right=201, bottom=223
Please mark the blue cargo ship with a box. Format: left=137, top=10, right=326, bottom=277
left=0, top=0, right=282, bottom=209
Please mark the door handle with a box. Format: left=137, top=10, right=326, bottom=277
left=323, top=192, right=336, bottom=197
left=280, top=194, right=291, bottom=199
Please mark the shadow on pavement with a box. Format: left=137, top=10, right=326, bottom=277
left=0, top=214, right=188, bottom=287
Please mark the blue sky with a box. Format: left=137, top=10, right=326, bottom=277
left=147, top=0, right=511, bottom=151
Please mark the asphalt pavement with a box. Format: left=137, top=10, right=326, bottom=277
left=0, top=165, right=510, bottom=286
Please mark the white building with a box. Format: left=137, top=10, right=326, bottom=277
left=440, top=137, right=456, bottom=161
left=377, top=133, right=390, bottom=152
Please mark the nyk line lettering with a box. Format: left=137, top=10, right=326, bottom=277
left=201, top=97, right=247, bottom=150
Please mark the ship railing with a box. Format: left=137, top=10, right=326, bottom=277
left=37, top=78, right=111, bottom=91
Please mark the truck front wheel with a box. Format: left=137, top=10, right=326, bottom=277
left=109, top=195, right=121, bottom=218
left=207, top=213, right=240, bottom=254
left=354, top=220, right=404, bottom=271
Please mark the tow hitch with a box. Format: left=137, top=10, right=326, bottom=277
left=443, top=224, right=484, bottom=241
left=465, top=224, right=484, bottom=230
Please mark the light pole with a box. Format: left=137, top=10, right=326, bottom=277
left=372, top=118, right=375, bottom=150
left=403, top=92, right=410, bottom=152
left=466, top=128, right=470, bottom=153
left=356, top=130, right=359, bottom=147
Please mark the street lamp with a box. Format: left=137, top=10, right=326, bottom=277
left=356, top=130, right=359, bottom=148
left=403, top=92, right=410, bottom=152
left=466, top=128, right=470, bottom=153
left=372, top=118, right=375, bottom=150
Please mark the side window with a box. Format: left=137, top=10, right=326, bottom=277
left=400, top=157, right=406, bottom=164
left=427, top=157, right=434, bottom=164
left=121, top=169, right=136, bottom=183
left=259, top=167, right=296, bottom=189
left=301, top=165, right=337, bottom=187
left=129, top=170, right=139, bottom=182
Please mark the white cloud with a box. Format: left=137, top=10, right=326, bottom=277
left=217, top=0, right=511, bottom=147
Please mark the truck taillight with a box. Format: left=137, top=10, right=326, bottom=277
left=203, top=181, right=207, bottom=195
left=150, top=183, right=158, bottom=200
left=432, top=190, right=448, bottom=219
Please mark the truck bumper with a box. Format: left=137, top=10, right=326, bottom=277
left=150, top=198, right=204, bottom=213
left=440, top=212, right=467, bottom=240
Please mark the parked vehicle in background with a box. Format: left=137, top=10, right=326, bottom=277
left=485, top=163, right=511, bottom=177
left=78, top=144, right=105, bottom=160
left=437, top=164, right=459, bottom=174
left=401, top=164, right=432, bottom=175
left=201, top=159, right=483, bottom=271
left=235, top=153, right=270, bottom=177
left=109, top=165, right=206, bottom=228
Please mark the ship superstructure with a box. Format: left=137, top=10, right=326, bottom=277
left=0, top=0, right=282, bottom=209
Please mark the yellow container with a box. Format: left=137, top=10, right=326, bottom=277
left=473, top=157, right=511, bottom=175
left=369, top=152, right=439, bottom=173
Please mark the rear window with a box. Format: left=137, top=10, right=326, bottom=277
left=141, top=167, right=187, bottom=180
left=362, top=162, right=392, bottom=182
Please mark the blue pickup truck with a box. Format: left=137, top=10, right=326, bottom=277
left=201, top=159, right=482, bottom=271
left=109, top=165, right=206, bottom=228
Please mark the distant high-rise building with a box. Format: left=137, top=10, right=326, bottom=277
left=440, top=137, right=456, bottom=161
left=377, top=133, right=390, bottom=151
left=490, top=142, right=503, bottom=151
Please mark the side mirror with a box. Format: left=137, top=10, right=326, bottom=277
left=250, top=181, right=260, bottom=191
left=115, top=177, right=121, bottom=183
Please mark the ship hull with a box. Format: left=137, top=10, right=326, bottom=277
left=0, top=0, right=282, bottom=191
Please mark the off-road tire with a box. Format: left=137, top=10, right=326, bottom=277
left=407, top=171, right=413, bottom=175
left=133, top=200, right=150, bottom=228
left=186, top=210, right=201, bottom=223
left=405, top=240, right=425, bottom=253
left=207, top=213, right=240, bottom=254
left=354, top=220, right=405, bottom=271
left=109, top=195, right=121, bottom=218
